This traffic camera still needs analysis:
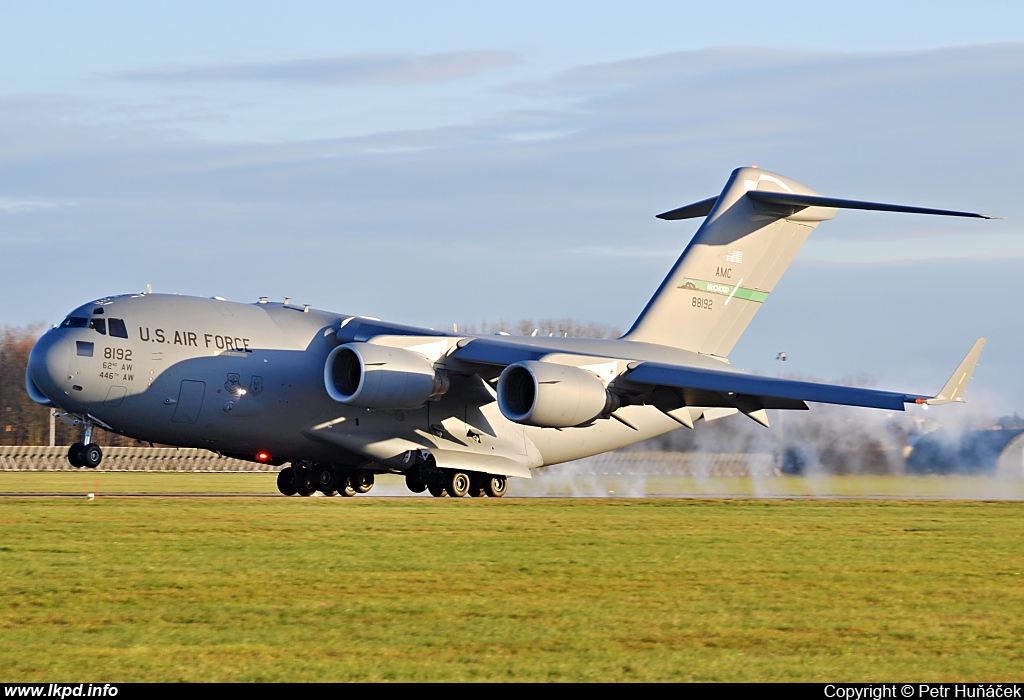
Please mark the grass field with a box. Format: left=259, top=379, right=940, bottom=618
left=2, top=474, right=1023, bottom=681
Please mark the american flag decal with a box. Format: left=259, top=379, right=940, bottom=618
left=726, top=250, right=743, bottom=264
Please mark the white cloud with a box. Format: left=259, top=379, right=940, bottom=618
left=118, top=51, right=523, bottom=86
left=0, top=199, right=77, bottom=213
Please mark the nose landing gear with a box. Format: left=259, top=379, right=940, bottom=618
left=67, top=443, right=85, bottom=468
left=66, top=421, right=103, bottom=469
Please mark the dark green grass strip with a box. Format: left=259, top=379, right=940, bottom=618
left=1, top=497, right=1022, bottom=681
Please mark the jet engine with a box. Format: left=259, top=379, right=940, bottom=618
left=497, top=361, right=617, bottom=428
left=324, top=342, right=449, bottom=410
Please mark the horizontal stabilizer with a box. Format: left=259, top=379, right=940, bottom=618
left=746, top=191, right=1001, bottom=220
left=656, top=196, right=718, bottom=220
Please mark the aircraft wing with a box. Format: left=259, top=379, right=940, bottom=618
left=622, top=363, right=913, bottom=410
left=451, top=336, right=986, bottom=413
left=451, top=337, right=551, bottom=366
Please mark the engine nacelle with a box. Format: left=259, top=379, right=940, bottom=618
left=324, top=342, right=448, bottom=410
left=497, top=361, right=615, bottom=428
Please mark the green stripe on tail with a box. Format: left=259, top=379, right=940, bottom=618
left=677, top=278, right=769, bottom=303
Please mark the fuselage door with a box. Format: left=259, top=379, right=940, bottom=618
left=172, top=380, right=206, bottom=424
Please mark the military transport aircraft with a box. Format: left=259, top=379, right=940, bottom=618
left=25, top=167, right=993, bottom=498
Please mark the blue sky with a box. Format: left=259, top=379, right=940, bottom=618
left=1, top=1, right=1023, bottom=413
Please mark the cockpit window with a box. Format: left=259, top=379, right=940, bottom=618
left=92, top=307, right=104, bottom=315
left=89, top=318, right=106, bottom=335
left=108, top=318, right=128, bottom=339
left=60, top=316, right=88, bottom=329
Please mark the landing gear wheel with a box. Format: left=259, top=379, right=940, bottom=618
left=339, top=475, right=357, bottom=497
left=426, top=473, right=447, bottom=498
left=351, top=471, right=375, bottom=494
left=405, top=470, right=427, bottom=494
left=81, top=444, right=103, bottom=469
left=468, top=473, right=486, bottom=498
left=277, top=467, right=298, bottom=496
left=293, top=466, right=316, bottom=497
left=484, top=474, right=507, bottom=498
left=446, top=471, right=471, bottom=498
left=314, top=466, right=338, bottom=496
left=67, top=442, right=85, bottom=469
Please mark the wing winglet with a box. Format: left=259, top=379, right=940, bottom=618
left=912, top=338, right=986, bottom=406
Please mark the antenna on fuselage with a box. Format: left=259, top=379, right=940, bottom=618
left=146, top=284, right=152, bottom=294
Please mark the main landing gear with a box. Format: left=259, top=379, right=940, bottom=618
left=406, top=464, right=507, bottom=498
left=66, top=421, right=103, bottom=469
left=276, top=462, right=376, bottom=497
left=276, top=461, right=509, bottom=498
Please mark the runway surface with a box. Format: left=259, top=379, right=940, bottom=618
left=3, top=491, right=1022, bottom=500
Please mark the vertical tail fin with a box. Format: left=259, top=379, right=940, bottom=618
left=623, top=167, right=834, bottom=356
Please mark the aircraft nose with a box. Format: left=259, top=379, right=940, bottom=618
left=26, top=332, right=71, bottom=404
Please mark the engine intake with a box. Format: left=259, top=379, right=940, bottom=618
left=324, top=342, right=448, bottom=410
left=497, top=361, right=616, bottom=428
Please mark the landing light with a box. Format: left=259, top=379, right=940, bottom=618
left=256, top=451, right=272, bottom=463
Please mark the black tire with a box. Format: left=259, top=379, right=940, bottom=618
left=293, top=466, right=316, bottom=497
left=484, top=474, right=507, bottom=498
left=426, top=475, right=447, bottom=498
left=313, top=465, right=338, bottom=495
left=339, top=475, right=357, bottom=497
left=468, top=473, right=486, bottom=497
left=447, top=471, right=471, bottom=498
left=67, top=442, right=85, bottom=469
left=405, top=470, right=427, bottom=494
left=351, top=471, right=374, bottom=494
left=81, top=443, right=103, bottom=469
left=277, top=467, right=297, bottom=496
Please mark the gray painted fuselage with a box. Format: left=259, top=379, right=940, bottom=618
left=28, top=293, right=701, bottom=473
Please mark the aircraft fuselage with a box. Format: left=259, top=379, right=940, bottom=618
left=26, top=293, right=692, bottom=475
